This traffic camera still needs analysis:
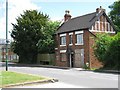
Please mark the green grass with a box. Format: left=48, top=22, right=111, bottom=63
left=0, top=71, right=47, bottom=87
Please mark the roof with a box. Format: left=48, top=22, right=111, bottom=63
left=56, top=11, right=105, bottom=34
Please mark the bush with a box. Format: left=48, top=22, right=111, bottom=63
left=94, top=33, right=120, bottom=70
left=104, top=33, right=120, bottom=70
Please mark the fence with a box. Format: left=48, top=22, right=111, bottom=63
left=37, top=54, right=55, bottom=65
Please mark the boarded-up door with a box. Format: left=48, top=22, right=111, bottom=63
left=75, top=49, right=84, bottom=68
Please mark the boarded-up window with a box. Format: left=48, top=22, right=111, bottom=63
left=74, top=49, right=84, bottom=68
left=60, top=53, right=66, bottom=62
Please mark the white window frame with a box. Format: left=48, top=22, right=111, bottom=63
left=60, top=36, right=66, bottom=46
left=60, top=33, right=66, bottom=47
left=69, top=32, right=73, bottom=46
left=75, top=31, right=84, bottom=45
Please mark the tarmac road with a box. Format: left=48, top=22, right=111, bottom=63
left=0, top=62, right=119, bottom=88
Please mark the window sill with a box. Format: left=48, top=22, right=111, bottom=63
left=60, top=60, right=66, bottom=62
left=60, top=45, right=66, bottom=47
left=69, top=44, right=73, bottom=46
left=75, top=43, right=84, bottom=45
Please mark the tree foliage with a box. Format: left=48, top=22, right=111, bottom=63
left=109, top=0, right=120, bottom=32
left=94, top=33, right=120, bottom=70
left=11, top=10, right=49, bottom=63
left=104, top=33, right=120, bottom=69
left=37, top=21, right=60, bottom=54
left=94, top=34, right=112, bottom=63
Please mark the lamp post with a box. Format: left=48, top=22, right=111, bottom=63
left=6, top=0, right=8, bottom=71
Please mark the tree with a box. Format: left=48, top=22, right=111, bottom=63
left=94, top=33, right=120, bottom=70
left=104, top=33, right=120, bottom=69
left=37, top=21, right=60, bottom=53
left=109, top=0, right=120, bottom=32
left=11, top=10, right=49, bottom=63
left=94, top=34, right=112, bottom=63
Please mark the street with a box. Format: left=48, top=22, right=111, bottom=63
left=0, top=62, right=118, bottom=88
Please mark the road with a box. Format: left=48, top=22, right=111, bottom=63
left=0, top=62, right=118, bottom=88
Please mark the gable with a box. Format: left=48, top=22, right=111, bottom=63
left=90, top=13, right=115, bottom=33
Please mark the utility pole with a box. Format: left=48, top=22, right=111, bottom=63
left=6, top=0, right=8, bottom=71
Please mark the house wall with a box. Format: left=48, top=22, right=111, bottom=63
left=55, top=30, right=90, bottom=68
left=88, top=32, right=103, bottom=68
left=55, top=30, right=115, bottom=68
left=55, top=34, right=68, bottom=67
left=1, top=48, right=18, bottom=61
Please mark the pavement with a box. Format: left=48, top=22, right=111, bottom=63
left=0, top=62, right=119, bottom=88
left=12, top=82, right=86, bottom=88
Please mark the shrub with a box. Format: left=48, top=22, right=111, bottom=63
left=94, top=33, right=120, bottom=70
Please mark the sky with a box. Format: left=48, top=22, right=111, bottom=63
left=0, top=0, right=116, bottom=39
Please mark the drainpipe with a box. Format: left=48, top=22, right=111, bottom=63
left=69, top=54, right=71, bottom=68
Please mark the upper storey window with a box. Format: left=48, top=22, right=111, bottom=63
left=75, top=31, right=84, bottom=45
left=60, top=34, right=66, bottom=46
left=69, top=33, right=73, bottom=45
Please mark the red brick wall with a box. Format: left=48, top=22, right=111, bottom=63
left=88, top=32, right=103, bottom=68
left=83, top=30, right=89, bottom=65
left=55, top=30, right=114, bottom=68
left=55, top=30, right=88, bottom=67
left=55, top=34, right=68, bottom=67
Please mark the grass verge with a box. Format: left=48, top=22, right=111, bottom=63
left=0, top=71, right=48, bottom=87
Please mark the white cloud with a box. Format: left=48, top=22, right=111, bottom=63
left=0, top=0, right=41, bottom=39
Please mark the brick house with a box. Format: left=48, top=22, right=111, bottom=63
left=55, top=6, right=116, bottom=68
left=0, top=39, right=19, bottom=61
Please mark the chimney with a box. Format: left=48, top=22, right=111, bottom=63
left=96, top=6, right=106, bottom=13
left=96, top=8, right=100, bottom=13
left=64, top=10, right=71, bottom=22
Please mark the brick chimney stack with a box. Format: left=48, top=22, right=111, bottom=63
left=64, top=10, right=71, bottom=22
left=96, top=6, right=106, bottom=13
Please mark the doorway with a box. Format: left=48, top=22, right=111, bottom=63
left=69, top=54, right=74, bottom=68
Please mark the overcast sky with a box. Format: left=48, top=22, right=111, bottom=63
left=0, top=0, right=115, bottom=39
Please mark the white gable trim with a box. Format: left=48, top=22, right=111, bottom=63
left=89, top=29, right=115, bottom=33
